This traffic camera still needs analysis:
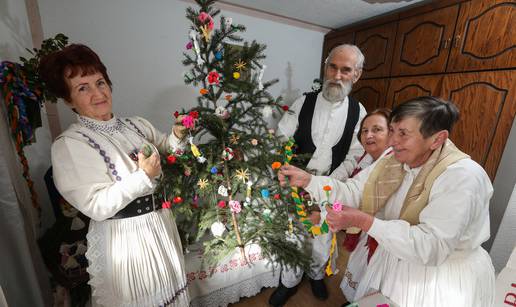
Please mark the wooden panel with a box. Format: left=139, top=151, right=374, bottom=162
left=351, top=78, right=390, bottom=112
left=448, top=0, right=516, bottom=72
left=386, top=75, right=443, bottom=109
left=391, top=5, right=459, bottom=76
left=321, top=32, right=354, bottom=77
left=440, top=70, right=516, bottom=180
left=355, top=22, right=397, bottom=78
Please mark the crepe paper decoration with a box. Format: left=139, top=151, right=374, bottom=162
left=233, top=71, right=240, bottom=79
left=211, top=221, right=225, bottom=237
left=271, top=161, right=282, bottom=170
left=162, top=201, right=172, bottom=209
left=229, top=200, right=241, bottom=213
left=257, top=65, right=266, bottom=91
left=188, top=30, right=204, bottom=66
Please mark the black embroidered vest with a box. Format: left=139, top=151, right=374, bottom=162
left=293, top=92, right=360, bottom=173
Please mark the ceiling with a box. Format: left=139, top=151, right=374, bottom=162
left=220, top=0, right=426, bottom=30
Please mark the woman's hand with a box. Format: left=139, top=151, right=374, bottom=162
left=278, top=165, right=312, bottom=188
left=326, top=205, right=374, bottom=233
left=172, top=115, right=188, bottom=139
left=138, top=152, right=161, bottom=179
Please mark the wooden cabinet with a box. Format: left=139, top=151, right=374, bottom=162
left=355, top=22, right=397, bottom=78
left=440, top=70, right=516, bottom=180
left=351, top=79, right=390, bottom=112
left=322, top=0, right=516, bottom=180
left=385, top=75, right=443, bottom=108
left=447, top=0, right=516, bottom=72
left=391, top=5, right=459, bottom=76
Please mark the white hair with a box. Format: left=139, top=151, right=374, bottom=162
left=324, top=44, right=365, bottom=71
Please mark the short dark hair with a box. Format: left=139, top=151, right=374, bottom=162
left=357, top=108, right=391, bottom=141
left=38, top=44, right=112, bottom=101
left=390, top=96, right=459, bottom=138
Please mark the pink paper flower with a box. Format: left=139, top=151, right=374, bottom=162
left=182, top=115, right=195, bottom=129
left=198, top=12, right=214, bottom=30
left=229, top=200, right=241, bottom=213
left=162, top=201, right=172, bottom=209
left=186, top=41, right=193, bottom=50
left=332, top=201, right=343, bottom=212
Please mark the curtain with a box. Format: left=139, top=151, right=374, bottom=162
left=0, top=101, right=52, bottom=306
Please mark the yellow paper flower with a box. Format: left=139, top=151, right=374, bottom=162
left=234, top=168, right=250, bottom=183
left=234, top=59, right=247, bottom=71
left=197, top=178, right=209, bottom=189
left=233, top=71, right=240, bottom=79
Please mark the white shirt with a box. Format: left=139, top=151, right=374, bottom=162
left=277, top=93, right=366, bottom=178
left=305, top=156, right=495, bottom=306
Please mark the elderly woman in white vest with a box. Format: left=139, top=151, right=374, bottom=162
left=40, top=44, right=189, bottom=306
left=278, top=96, right=495, bottom=307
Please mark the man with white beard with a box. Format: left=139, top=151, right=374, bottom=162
left=270, top=44, right=367, bottom=306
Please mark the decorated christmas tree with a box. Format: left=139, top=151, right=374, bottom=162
left=156, top=0, right=309, bottom=269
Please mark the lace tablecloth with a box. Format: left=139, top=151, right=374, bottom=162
left=185, top=243, right=280, bottom=307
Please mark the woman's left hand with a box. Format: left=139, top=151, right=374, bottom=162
left=326, top=205, right=374, bottom=233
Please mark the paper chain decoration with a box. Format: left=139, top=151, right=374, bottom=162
left=283, top=138, right=329, bottom=236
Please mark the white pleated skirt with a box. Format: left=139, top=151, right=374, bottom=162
left=352, top=244, right=495, bottom=307
left=86, top=209, right=190, bottom=307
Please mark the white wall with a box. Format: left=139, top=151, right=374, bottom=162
left=1, top=0, right=54, bottom=233
left=38, top=0, right=325, bottom=134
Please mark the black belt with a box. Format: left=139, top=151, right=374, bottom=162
left=109, top=194, right=159, bottom=219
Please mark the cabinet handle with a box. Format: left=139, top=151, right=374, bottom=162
left=441, top=38, right=450, bottom=49
left=454, top=35, right=461, bottom=48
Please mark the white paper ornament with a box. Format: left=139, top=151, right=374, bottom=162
left=211, top=221, right=226, bottom=237
left=215, top=106, right=229, bottom=119
left=224, top=17, right=233, bottom=28
left=218, top=185, right=228, bottom=197
left=262, top=105, right=272, bottom=118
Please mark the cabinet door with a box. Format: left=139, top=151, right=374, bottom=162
left=447, top=0, right=516, bottom=72
left=321, top=32, right=355, bottom=77
left=441, top=71, right=516, bottom=180
left=386, top=75, right=443, bottom=109
left=391, top=5, right=459, bottom=76
left=351, top=79, right=390, bottom=112
left=355, top=22, right=397, bottom=79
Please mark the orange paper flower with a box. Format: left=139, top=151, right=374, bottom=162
left=323, top=185, right=332, bottom=191
left=200, top=88, right=209, bottom=95
left=271, top=162, right=282, bottom=170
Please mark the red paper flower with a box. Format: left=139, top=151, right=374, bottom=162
left=217, top=200, right=226, bottom=208
left=173, top=111, right=179, bottom=118
left=189, top=110, right=199, bottom=119
left=162, top=201, right=172, bottom=209
left=166, top=155, right=177, bottom=164
left=282, top=105, right=289, bottom=111
left=207, top=71, right=220, bottom=85
left=173, top=196, right=183, bottom=204
left=273, top=194, right=281, bottom=200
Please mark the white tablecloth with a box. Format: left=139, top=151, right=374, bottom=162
left=185, top=243, right=280, bottom=307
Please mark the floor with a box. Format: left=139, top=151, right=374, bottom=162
left=230, top=232, right=350, bottom=307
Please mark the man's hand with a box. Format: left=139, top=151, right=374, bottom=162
left=278, top=165, right=312, bottom=188
left=138, top=152, right=162, bottom=179
left=172, top=115, right=188, bottom=139
left=326, top=205, right=374, bottom=233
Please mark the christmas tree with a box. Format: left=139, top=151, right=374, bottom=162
left=157, top=0, right=309, bottom=270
